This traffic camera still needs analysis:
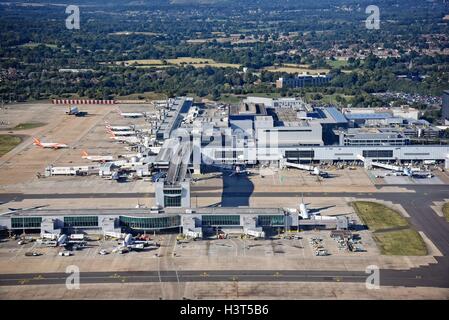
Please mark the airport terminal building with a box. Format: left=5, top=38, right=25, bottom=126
left=149, top=97, right=449, bottom=171
left=0, top=207, right=349, bottom=237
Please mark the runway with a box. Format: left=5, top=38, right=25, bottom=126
left=1, top=266, right=448, bottom=287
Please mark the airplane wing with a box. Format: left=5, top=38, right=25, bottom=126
left=0, top=205, right=49, bottom=216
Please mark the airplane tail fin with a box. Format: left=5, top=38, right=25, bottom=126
left=33, top=137, right=42, bottom=146
left=107, top=129, right=116, bottom=137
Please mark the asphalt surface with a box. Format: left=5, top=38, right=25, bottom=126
left=0, top=266, right=447, bottom=288
left=1, top=184, right=449, bottom=288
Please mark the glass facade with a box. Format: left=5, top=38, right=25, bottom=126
left=164, top=196, right=181, bottom=207
left=164, top=189, right=182, bottom=194
left=119, top=215, right=181, bottom=230
left=164, top=188, right=182, bottom=207
left=64, top=216, right=98, bottom=228
left=285, top=150, right=315, bottom=158
left=11, top=217, right=42, bottom=229
left=258, top=215, right=285, bottom=227
left=362, top=150, right=393, bottom=158
left=201, top=215, right=241, bottom=226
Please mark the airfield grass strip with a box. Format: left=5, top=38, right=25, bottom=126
left=0, top=135, right=22, bottom=157
left=351, top=201, right=427, bottom=256
left=443, top=203, right=449, bottom=222
left=12, top=122, right=46, bottom=130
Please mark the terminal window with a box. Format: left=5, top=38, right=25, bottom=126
left=64, top=216, right=98, bottom=227
left=11, top=217, right=42, bottom=229
left=362, top=150, right=393, bottom=158
left=164, top=189, right=182, bottom=195
left=164, top=195, right=181, bottom=207
left=201, top=215, right=241, bottom=226
left=285, top=150, right=315, bottom=158
left=257, top=215, right=285, bottom=227
left=119, top=216, right=180, bottom=229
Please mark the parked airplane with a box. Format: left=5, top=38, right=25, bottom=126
left=119, top=153, right=143, bottom=159
left=228, top=165, right=250, bottom=177
left=56, top=234, right=86, bottom=248
left=310, top=167, right=329, bottom=178
left=0, top=205, right=49, bottom=217
left=109, top=131, right=141, bottom=144
left=33, top=138, right=68, bottom=149
left=121, top=113, right=144, bottom=118
left=299, top=196, right=310, bottom=220
left=118, top=234, right=158, bottom=251
left=402, top=168, right=433, bottom=178
left=81, top=151, right=114, bottom=162
left=116, top=108, right=144, bottom=118
left=106, top=128, right=137, bottom=136
left=298, top=195, right=346, bottom=220
left=104, top=121, right=134, bottom=131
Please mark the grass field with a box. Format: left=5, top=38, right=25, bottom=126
left=443, top=203, right=449, bottom=222
left=115, top=92, right=168, bottom=101
left=373, top=229, right=427, bottom=256
left=119, top=59, right=165, bottom=66
left=117, top=57, right=241, bottom=69
left=264, top=64, right=330, bottom=75
left=352, top=201, right=427, bottom=256
left=327, top=59, right=349, bottom=69
left=12, top=123, right=46, bottom=130
left=0, top=135, right=22, bottom=157
left=304, top=93, right=355, bottom=105
left=352, top=201, right=409, bottom=232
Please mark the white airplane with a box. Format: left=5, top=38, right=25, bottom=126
left=116, top=108, right=144, bottom=118
left=106, top=128, right=137, bottom=136
left=299, top=196, right=310, bottom=220
left=121, top=234, right=157, bottom=251
left=0, top=205, right=49, bottom=217
left=121, top=113, right=144, bottom=118
left=228, top=165, right=250, bottom=177
left=33, top=137, right=68, bottom=149
left=81, top=151, right=114, bottom=162
left=104, top=121, right=134, bottom=131
left=310, top=167, right=329, bottom=178
left=55, top=234, right=86, bottom=248
left=109, top=131, right=141, bottom=144
left=402, top=168, right=433, bottom=178
left=119, top=153, right=143, bottom=159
